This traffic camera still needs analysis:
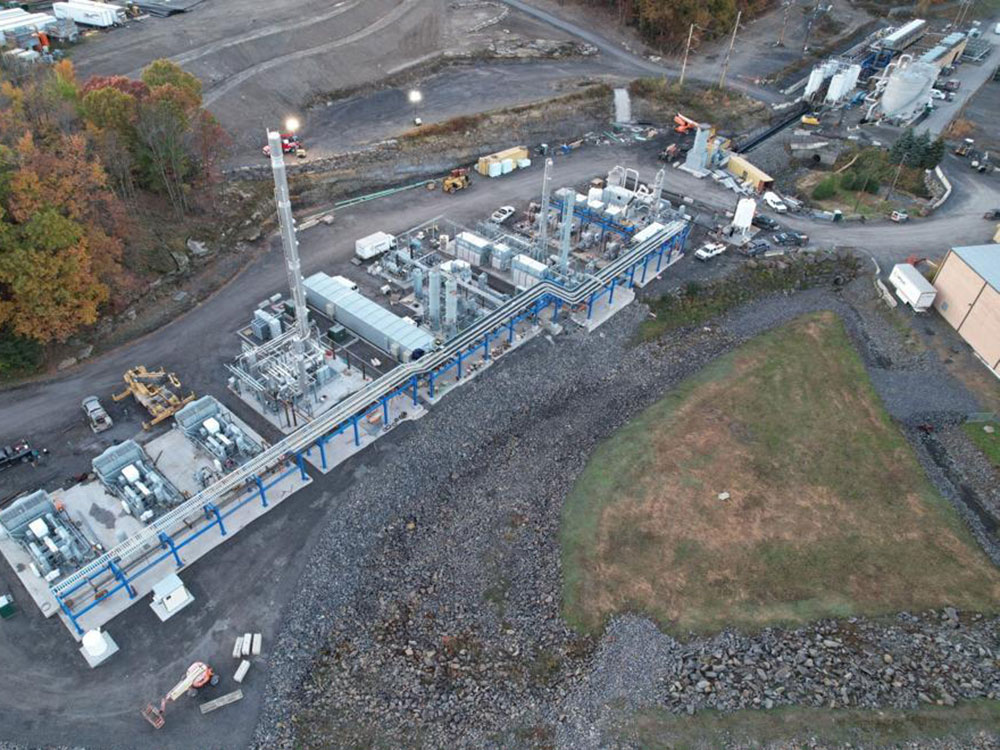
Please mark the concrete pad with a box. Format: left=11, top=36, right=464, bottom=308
left=78, top=630, right=119, bottom=668
left=56, top=481, right=147, bottom=554
left=573, top=286, right=636, bottom=332
left=56, top=468, right=312, bottom=639
left=630, top=250, right=685, bottom=289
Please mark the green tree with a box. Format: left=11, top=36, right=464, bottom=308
left=812, top=175, right=838, bottom=201
left=140, top=59, right=202, bottom=105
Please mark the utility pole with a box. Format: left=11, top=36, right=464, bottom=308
left=777, top=1, right=791, bottom=47
left=718, top=10, right=742, bottom=90
left=802, top=0, right=821, bottom=57
left=679, top=23, right=695, bottom=87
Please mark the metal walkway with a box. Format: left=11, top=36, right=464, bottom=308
left=51, top=220, right=689, bottom=629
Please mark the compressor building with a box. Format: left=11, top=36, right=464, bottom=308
left=932, top=244, right=1000, bottom=376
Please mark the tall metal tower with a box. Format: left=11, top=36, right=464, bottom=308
left=267, top=129, right=310, bottom=398
left=535, top=158, right=554, bottom=260
left=556, top=187, right=574, bottom=274
left=650, top=168, right=666, bottom=222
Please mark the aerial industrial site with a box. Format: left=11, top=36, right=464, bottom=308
left=0, top=1, right=999, bottom=748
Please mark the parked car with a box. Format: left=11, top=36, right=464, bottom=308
left=930, top=88, right=946, bottom=101
left=490, top=205, right=516, bottom=224
left=694, top=242, right=727, bottom=261
left=772, top=231, right=809, bottom=246
left=743, top=239, right=771, bottom=257
left=889, top=210, right=909, bottom=223
left=983, top=209, right=1000, bottom=220
left=82, top=396, right=113, bottom=433
left=762, top=191, right=788, bottom=213
left=752, top=214, right=779, bottom=230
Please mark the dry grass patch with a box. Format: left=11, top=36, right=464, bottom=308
left=562, top=312, right=1000, bottom=635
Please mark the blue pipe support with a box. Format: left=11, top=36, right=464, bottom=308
left=318, top=439, right=328, bottom=470
left=352, top=416, right=360, bottom=446
left=255, top=474, right=268, bottom=506
left=58, top=595, right=83, bottom=635
left=296, top=452, right=307, bottom=480
left=428, top=371, right=436, bottom=400
left=159, top=531, right=183, bottom=568
left=108, top=559, right=135, bottom=599
left=482, top=332, right=490, bottom=361
left=457, top=350, right=463, bottom=380
left=411, top=375, right=419, bottom=406
left=381, top=396, right=389, bottom=425
left=609, top=277, right=618, bottom=305
left=205, top=503, right=226, bottom=536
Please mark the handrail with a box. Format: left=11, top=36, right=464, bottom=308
left=52, top=221, right=686, bottom=597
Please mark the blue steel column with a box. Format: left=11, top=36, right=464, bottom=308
left=57, top=596, right=83, bottom=636
left=483, top=331, right=490, bottom=362
left=205, top=503, right=226, bottom=536
left=411, top=375, right=419, bottom=406
left=429, top=372, right=436, bottom=400
left=587, top=290, right=596, bottom=319
left=159, top=531, right=183, bottom=568
left=351, top=415, right=360, bottom=446
left=318, top=438, right=328, bottom=470
left=553, top=299, right=562, bottom=323
left=108, top=559, right=135, bottom=599
left=641, top=253, right=651, bottom=284
left=609, top=277, right=618, bottom=304
left=296, top=452, right=307, bottom=480
left=381, top=395, right=389, bottom=426
left=507, top=319, right=515, bottom=343
left=457, top=351, right=463, bottom=380
left=255, top=474, right=268, bottom=506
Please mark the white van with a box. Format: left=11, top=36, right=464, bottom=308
left=762, top=191, right=788, bottom=213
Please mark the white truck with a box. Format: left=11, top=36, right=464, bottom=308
left=762, top=191, right=788, bottom=213
left=354, top=231, right=397, bottom=261
left=694, top=242, right=727, bottom=261
left=889, top=263, right=936, bottom=312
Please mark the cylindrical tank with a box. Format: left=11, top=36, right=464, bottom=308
left=881, top=61, right=936, bottom=119
left=82, top=630, right=109, bottom=658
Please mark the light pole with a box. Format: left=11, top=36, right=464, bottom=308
left=285, top=116, right=300, bottom=134
left=408, top=89, right=423, bottom=125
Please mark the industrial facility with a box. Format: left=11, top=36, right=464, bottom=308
left=0, top=127, right=691, bottom=646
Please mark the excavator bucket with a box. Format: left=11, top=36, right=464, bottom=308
left=141, top=704, right=165, bottom=729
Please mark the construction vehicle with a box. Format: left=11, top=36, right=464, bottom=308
left=658, top=143, right=679, bottom=161
left=262, top=134, right=305, bottom=159
left=954, top=138, right=974, bottom=157
left=113, top=366, right=195, bottom=430
left=141, top=661, right=220, bottom=729
left=673, top=113, right=698, bottom=134
left=800, top=113, right=821, bottom=126
left=442, top=168, right=471, bottom=193
left=0, top=440, right=38, bottom=472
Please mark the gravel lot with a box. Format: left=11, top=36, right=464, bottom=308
left=240, top=262, right=1000, bottom=750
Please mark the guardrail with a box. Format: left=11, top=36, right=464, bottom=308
left=51, top=221, right=688, bottom=602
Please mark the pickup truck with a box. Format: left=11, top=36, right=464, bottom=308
left=82, top=395, right=113, bottom=433
left=694, top=242, right=726, bottom=261
left=0, top=441, right=38, bottom=472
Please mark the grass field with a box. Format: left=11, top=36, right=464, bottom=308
left=963, top=421, right=1000, bottom=470
left=561, top=312, right=1000, bottom=635
left=627, top=700, right=1000, bottom=750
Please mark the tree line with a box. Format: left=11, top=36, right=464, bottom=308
left=565, top=0, right=772, bottom=49
left=0, top=59, right=225, bottom=371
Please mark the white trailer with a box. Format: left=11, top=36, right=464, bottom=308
left=0, top=12, right=56, bottom=45
left=889, top=263, right=936, bottom=312
left=354, top=232, right=396, bottom=261
left=52, top=1, right=120, bottom=28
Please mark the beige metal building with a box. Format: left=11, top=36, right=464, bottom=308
left=932, top=244, right=1000, bottom=376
